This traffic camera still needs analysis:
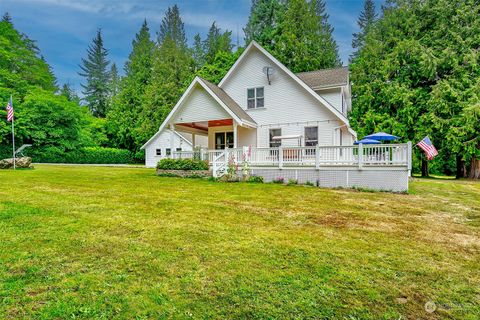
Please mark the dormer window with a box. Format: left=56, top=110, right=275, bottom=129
left=247, top=87, right=264, bottom=109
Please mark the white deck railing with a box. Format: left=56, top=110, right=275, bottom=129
left=171, top=143, right=412, bottom=170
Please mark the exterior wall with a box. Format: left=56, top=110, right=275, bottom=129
left=248, top=167, right=409, bottom=192
left=145, top=130, right=192, bottom=168
left=316, top=87, right=343, bottom=114
left=172, top=84, right=230, bottom=123
left=220, top=47, right=346, bottom=147
left=257, top=123, right=337, bottom=148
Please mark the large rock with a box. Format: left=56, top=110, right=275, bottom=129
left=0, top=157, right=32, bottom=169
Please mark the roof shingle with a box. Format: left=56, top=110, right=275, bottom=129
left=198, top=77, right=256, bottom=125
left=296, top=66, right=349, bottom=89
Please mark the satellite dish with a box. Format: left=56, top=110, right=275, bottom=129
left=262, top=66, right=276, bottom=85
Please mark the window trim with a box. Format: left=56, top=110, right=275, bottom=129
left=156, top=149, right=162, bottom=156
left=304, top=126, right=319, bottom=147
left=247, top=86, right=265, bottom=109
left=269, top=128, right=282, bottom=148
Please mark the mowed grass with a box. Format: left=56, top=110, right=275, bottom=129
left=0, top=166, right=479, bottom=319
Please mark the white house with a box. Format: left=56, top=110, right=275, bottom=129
left=142, top=41, right=412, bottom=192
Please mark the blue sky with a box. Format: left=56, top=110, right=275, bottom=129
left=1, top=0, right=383, bottom=93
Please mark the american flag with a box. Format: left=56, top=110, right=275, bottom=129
left=6, top=96, right=14, bottom=122
left=417, top=136, right=438, bottom=160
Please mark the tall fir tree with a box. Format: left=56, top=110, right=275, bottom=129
left=106, top=20, right=155, bottom=151
left=140, top=6, right=193, bottom=150
left=78, top=29, right=111, bottom=117
left=244, top=0, right=340, bottom=72
left=59, top=83, right=80, bottom=104
left=2, top=12, right=12, bottom=24
left=244, top=0, right=283, bottom=50
left=203, top=22, right=233, bottom=64
left=109, top=63, right=120, bottom=98
left=350, top=0, right=480, bottom=178
left=351, top=0, right=377, bottom=61
left=157, top=4, right=187, bottom=48
left=192, top=33, right=205, bottom=71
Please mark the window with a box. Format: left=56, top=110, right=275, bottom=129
left=215, top=132, right=234, bottom=149
left=176, top=148, right=182, bottom=152
left=247, top=87, right=264, bottom=109
left=156, top=149, right=162, bottom=156
left=269, top=129, right=281, bottom=148
left=166, top=148, right=171, bottom=156
left=305, top=127, right=318, bottom=146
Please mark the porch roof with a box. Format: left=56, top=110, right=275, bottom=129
left=198, top=77, right=256, bottom=125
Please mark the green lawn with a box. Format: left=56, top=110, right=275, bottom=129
left=1, top=166, right=479, bottom=319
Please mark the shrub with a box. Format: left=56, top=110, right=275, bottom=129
left=272, top=177, right=284, bottom=184
left=27, top=146, right=133, bottom=164
left=287, top=178, right=298, bottom=185
left=156, top=158, right=208, bottom=171
left=247, top=175, right=264, bottom=183
left=305, top=181, right=315, bottom=187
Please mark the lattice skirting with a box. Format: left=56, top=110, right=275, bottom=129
left=247, top=167, right=409, bottom=192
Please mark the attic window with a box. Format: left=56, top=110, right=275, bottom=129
left=247, top=87, right=264, bottom=109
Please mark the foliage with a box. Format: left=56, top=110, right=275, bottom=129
left=305, top=180, right=315, bottom=186
left=287, top=178, right=298, bottom=185
left=59, top=83, right=80, bottom=104
left=272, top=177, right=284, bottom=184
left=244, top=0, right=341, bottom=72
left=78, top=29, right=111, bottom=117
left=106, top=20, right=155, bottom=152
left=246, top=175, right=264, bottom=183
left=196, top=50, right=241, bottom=84
left=203, top=22, right=233, bottom=64
left=349, top=0, right=480, bottom=177
left=156, top=158, right=209, bottom=170
left=28, top=147, right=133, bottom=164
left=350, top=0, right=377, bottom=62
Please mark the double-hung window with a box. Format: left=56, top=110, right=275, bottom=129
left=247, top=87, right=264, bottom=109
left=156, top=149, right=162, bottom=156
left=305, top=127, right=318, bottom=156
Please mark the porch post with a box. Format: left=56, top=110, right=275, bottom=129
left=233, top=122, right=238, bottom=149
left=170, top=124, right=175, bottom=159
left=358, top=143, right=363, bottom=170
left=192, top=133, right=196, bottom=148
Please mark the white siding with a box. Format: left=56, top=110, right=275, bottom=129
left=316, top=88, right=343, bottom=114
left=220, top=47, right=345, bottom=147
left=145, top=130, right=192, bottom=168
left=172, top=84, right=230, bottom=123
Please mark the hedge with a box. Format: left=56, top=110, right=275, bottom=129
left=157, top=158, right=209, bottom=171
left=23, top=147, right=142, bottom=164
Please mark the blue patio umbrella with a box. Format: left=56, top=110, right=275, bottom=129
left=354, top=138, right=382, bottom=145
left=363, top=132, right=400, bottom=141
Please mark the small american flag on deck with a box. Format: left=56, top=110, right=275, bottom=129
left=6, top=96, right=14, bottom=122
left=417, top=136, right=438, bottom=160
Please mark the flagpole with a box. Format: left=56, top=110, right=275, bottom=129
left=11, top=95, right=15, bottom=170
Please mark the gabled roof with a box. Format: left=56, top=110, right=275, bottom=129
left=197, top=77, right=255, bottom=125
left=141, top=76, right=257, bottom=149
left=296, top=67, right=349, bottom=90
left=218, top=41, right=351, bottom=128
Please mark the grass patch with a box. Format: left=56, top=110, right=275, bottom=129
left=0, top=165, right=479, bottom=319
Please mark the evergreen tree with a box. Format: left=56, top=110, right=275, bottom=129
left=78, top=29, right=111, bottom=117
left=351, top=0, right=377, bottom=61
left=157, top=4, right=187, bottom=48
left=109, top=63, right=120, bottom=98
left=59, top=83, right=80, bottom=104
left=106, top=20, right=155, bottom=151
left=140, top=6, right=193, bottom=149
left=2, top=12, right=12, bottom=24
left=203, top=22, right=233, bottom=64
left=244, top=0, right=340, bottom=72
left=244, top=0, right=283, bottom=50
left=192, top=33, right=205, bottom=70
left=350, top=0, right=480, bottom=178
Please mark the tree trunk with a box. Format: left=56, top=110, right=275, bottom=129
left=456, top=155, right=466, bottom=179
left=468, top=156, right=480, bottom=179
left=421, top=159, right=429, bottom=177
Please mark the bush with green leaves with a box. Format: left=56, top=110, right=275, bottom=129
left=156, top=158, right=209, bottom=171
left=246, top=175, right=264, bottom=183
left=28, top=147, right=133, bottom=164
